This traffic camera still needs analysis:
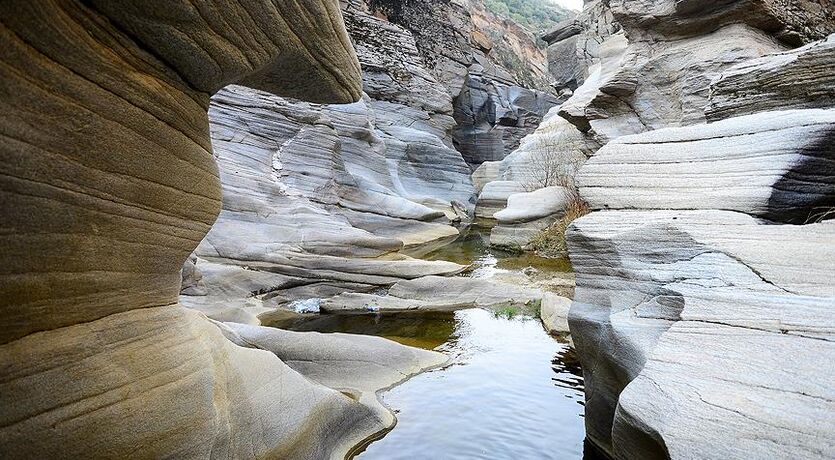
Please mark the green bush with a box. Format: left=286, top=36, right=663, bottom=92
left=484, top=0, right=572, bottom=34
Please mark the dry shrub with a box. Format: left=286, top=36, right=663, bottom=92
left=526, top=190, right=590, bottom=258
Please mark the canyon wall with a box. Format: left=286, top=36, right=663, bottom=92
left=0, top=1, right=447, bottom=458
left=184, top=0, right=570, bottom=320
left=369, top=0, right=563, bottom=166
left=555, top=1, right=835, bottom=458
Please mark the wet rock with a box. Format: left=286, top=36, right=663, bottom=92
left=225, top=322, right=447, bottom=425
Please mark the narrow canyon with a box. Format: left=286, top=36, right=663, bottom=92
left=1, top=0, right=833, bottom=459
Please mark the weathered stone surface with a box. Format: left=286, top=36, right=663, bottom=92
left=495, top=187, right=571, bottom=224
left=707, top=33, right=835, bottom=121
left=321, top=275, right=541, bottom=312
left=194, top=83, right=472, bottom=312
left=0, top=0, right=359, bottom=346
left=475, top=181, right=529, bottom=218
left=453, top=74, right=560, bottom=166
left=560, top=25, right=786, bottom=142
left=472, top=161, right=502, bottom=193
left=540, top=293, right=572, bottom=334
left=0, top=1, right=408, bottom=458
left=544, top=0, right=620, bottom=93
left=489, top=215, right=560, bottom=251
left=609, top=0, right=835, bottom=46
left=567, top=210, right=835, bottom=457
left=225, top=322, right=447, bottom=424
left=0, top=306, right=385, bottom=459
left=578, top=108, right=835, bottom=223
left=367, top=0, right=561, bottom=164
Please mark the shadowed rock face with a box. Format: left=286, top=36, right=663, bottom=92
left=0, top=1, right=400, bottom=458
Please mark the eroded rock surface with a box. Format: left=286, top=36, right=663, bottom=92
left=0, top=1, right=411, bottom=458
left=568, top=210, right=835, bottom=458
left=578, top=108, right=835, bottom=223
left=560, top=3, right=835, bottom=457
left=707, top=33, right=835, bottom=120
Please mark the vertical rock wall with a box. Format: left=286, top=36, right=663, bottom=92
left=0, top=1, right=431, bottom=458
left=550, top=1, right=835, bottom=458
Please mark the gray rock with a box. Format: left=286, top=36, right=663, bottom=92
left=578, top=108, right=835, bottom=223
left=225, top=322, right=448, bottom=425
left=707, top=33, right=835, bottom=121
left=453, top=75, right=560, bottom=166
left=494, top=187, right=571, bottom=224
left=490, top=215, right=559, bottom=251
left=321, top=275, right=542, bottom=312
left=567, top=210, right=835, bottom=457
left=475, top=181, right=529, bottom=218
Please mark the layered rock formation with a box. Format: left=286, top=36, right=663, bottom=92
left=186, top=0, right=576, bottom=320
left=558, top=2, right=835, bottom=457
left=0, top=1, right=444, bottom=458
left=183, top=2, right=481, bottom=321
left=369, top=0, right=563, bottom=166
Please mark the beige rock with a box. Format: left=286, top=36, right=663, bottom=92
left=540, top=293, right=572, bottom=334
left=0, top=1, right=393, bottom=458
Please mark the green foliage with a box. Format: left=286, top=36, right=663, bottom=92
left=492, top=306, right=519, bottom=319
left=484, top=0, right=572, bottom=34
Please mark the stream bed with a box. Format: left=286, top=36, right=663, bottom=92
left=270, top=223, right=597, bottom=459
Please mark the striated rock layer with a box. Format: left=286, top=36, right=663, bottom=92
left=562, top=4, right=835, bottom=458
left=184, top=1, right=481, bottom=321
left=0, top=1, right=434, bottom=458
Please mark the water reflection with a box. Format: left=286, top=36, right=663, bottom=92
left=342, top=309, right=588, bottom=460
left=422, top=221, right=573, bottom=275
left=266, top=311, right=456, bottom=350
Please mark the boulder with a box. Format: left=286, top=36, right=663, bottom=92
left=578, top=109, right=835, bottom=223
left=475, top=181, right=529, bottom=218
left=494, top=187, right=571, bottom=224
left=490, top=215, right=560, bottom=251
left=540, top=293, right=572, bottom=334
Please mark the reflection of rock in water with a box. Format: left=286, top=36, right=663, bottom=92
left=552, top=343, right=585, bottom=405
left=267, top=311, right=456, bottom=350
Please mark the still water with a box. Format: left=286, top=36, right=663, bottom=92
left=353, top=308, right=586, bottom=460
left=271, top=221, right=594, bottom=459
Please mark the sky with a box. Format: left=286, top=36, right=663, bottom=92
left=550, top=0, right=584, bottom=11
